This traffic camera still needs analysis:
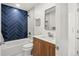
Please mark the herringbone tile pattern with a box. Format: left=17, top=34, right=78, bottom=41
left=1, top=4, right=28, bottom=42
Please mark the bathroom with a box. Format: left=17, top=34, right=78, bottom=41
left=0, top=3, right=79, bottom=56
left=0, top=3, right=56, bottom=56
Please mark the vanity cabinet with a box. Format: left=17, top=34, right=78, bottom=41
left=32, top=37, right=55, bottom=56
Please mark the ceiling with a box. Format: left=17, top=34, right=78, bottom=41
left=3, top=3, right=39, bottom=11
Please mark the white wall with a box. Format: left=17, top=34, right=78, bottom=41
left=34, top=3, right=56, bottom=36
left=28, top=8, right=34, bottom=38
left=56, top=3, right=68, bottom=56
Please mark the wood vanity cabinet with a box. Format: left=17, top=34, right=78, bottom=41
left=32, top=37, right=55, bottom=56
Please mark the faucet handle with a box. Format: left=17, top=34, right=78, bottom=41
left=48, top=32, right=53, bottom=37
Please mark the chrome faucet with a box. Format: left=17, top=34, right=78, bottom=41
left=48, top=32, right=53, bottom=37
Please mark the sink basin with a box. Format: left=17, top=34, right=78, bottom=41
left=34, top=35, right=55, bottom=44
left=35, top=35, right=53, bottom=40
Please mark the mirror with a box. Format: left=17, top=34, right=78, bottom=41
left=44, top=6, right=56, bottom=30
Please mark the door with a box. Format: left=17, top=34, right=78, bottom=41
left=56, top=3, right=68, bottom=56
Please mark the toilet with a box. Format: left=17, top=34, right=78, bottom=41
left=22, top=43, right=33, bottom=56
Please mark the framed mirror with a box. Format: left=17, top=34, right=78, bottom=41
left=44, top=6, right=56, bottom=30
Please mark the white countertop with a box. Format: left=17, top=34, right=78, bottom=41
left=34, top=35, right=56, bottom=44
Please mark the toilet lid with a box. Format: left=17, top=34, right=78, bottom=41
left=23, top=43, right=33, bottom=48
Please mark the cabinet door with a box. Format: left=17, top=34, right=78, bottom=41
left=41, top=40, right=55, bottom=56
left=32, top=38, right=39, bottom=56
left=43, top=41, right=55, bottom=56
left=40, top=40, right=47, bottom=56
left=36, top=39, right=42, bottom=56
left=49, top=43, right=55, bottom=56
left=32, top=38, right=42, bottom=56
left=32, top=38, right=55, bottom=56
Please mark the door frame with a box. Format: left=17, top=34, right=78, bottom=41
left=0, top=3, right=1, bottom=56
left=75, top=3, right=79, bottom=56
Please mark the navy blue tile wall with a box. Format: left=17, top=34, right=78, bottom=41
left=1, top=4, right=28, bottom=42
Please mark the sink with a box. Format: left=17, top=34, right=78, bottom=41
left=36, top=35, right=53, bottom=40
left=34, top=35, right=55, bottom=44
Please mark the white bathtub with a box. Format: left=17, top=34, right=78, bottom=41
left=1, top=38, right=33, bottom=56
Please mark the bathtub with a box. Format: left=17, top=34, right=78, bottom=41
left=1, top=38, right=33, bottom=56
